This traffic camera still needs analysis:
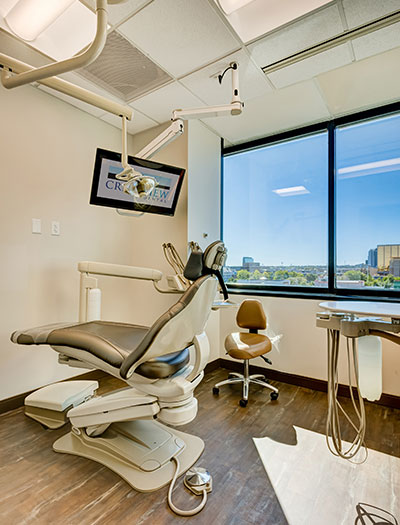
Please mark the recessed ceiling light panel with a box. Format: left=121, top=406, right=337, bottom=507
left=215, top=0, right=333, bottom=43
left=4, top=0, right=74, bottom=41
left=273, top=185, right=310, bottom=197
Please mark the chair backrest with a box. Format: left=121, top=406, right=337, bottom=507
left=236, top=299, right=266, bottom=331
left=120, top=240, right=227, bottom=379
left=120, top=274, right=217, bottom=379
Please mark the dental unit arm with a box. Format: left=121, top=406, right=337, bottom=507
left=78, top=243, right=193, bottom=322
left=316, top=302, right=400, bottom=461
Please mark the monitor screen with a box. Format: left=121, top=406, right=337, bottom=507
left=90, top=148, right=185, bottom=216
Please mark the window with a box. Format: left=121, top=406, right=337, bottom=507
left=222, top=104, right=400, bottom=298
left=336, top=113, right=400, bottom=292
left=223, top=132, right=328, bottom=288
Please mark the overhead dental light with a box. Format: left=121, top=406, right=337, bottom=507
left=4, top=0, right=75, bottom=41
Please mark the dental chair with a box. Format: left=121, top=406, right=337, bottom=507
left=11, top=241, right=227, bottom=511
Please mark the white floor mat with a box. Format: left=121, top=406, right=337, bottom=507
left=253, top=426, right=399, bottom=525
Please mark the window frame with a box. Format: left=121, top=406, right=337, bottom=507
left=221, top=101, right=400, bottom=301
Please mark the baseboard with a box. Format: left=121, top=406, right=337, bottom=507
left=219, top=358, right=400, bottom=410
left=0, top=370, right=107, bottom=415
left=204, top=358, right=222, bottom=374
left=3, top=359, right=399, bottom=415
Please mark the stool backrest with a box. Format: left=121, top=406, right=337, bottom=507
left=236, top=299, right=266, bottom=330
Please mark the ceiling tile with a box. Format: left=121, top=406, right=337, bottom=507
left=247, top=4, right=344, bottom=68
left=316, top=47, right=400, bottom=115
left=106, top=0, right=151, bottom=26
left=217, top=0, right=333, bottom=44
left=352, top=22, right=400, bottom=61
left=180, top=49, right=271, bottom=106
left=203, top=80, right=330, bottom=144
left=81, top=0, right=150, bottom=26
left=131, top=82, right=205, bottom=123
left=100, top=110, right=158, bottom=134
left=267, top=44, right=353, bottom=89
left=118, top=0, right=240, bottom=77
left=342, top=0, right=400, bottom=29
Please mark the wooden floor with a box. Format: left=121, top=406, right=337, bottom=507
left=0, top=368, right=399, bottom=525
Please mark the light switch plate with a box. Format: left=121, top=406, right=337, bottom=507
left=32, top=218, right=41, bottom=234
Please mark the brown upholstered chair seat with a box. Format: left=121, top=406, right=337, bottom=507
left=225, top=332, right=272, bottom=360
left=213, top=299, right=279, bottom=406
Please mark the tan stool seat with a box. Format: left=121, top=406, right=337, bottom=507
left=225, top=332, right=272, bottom=360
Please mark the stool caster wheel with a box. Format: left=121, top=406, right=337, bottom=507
left=239, top=399, right=248, bottom=407
left=270, top=392, right=279, bottom=401
left=213, top=387, right=219, bottom=395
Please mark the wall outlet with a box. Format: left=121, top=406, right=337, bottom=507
left=51, top=221, right=60, bottom=236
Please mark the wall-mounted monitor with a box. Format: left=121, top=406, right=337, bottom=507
left=90, top=148, right=185, bottom=216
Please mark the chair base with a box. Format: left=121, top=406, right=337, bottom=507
left=53, top=420, right=204, bottom=493
left=213, top=361, right=279, bottom=405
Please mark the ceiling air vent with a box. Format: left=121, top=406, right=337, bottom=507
left=78, top=30, right=172, bottom=101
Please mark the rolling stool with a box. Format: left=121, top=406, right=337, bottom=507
left=213, top=299, right=279, bottom=407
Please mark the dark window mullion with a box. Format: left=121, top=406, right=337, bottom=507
left=328, top=122, right=336, bottom=294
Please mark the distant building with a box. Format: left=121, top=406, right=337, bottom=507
left=367, top=248, right=377, bottom=268
left=222, top=267, right=236, bottom=280
left=242, top=256, right=261, bottom=272
left=336, top=280, right=365, bottom=289
left=377, top=244, right=400, bottom=271
left=389, top=257, right=400, bottom=277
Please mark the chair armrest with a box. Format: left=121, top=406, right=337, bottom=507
left=78, top=261, right=162, bottom=282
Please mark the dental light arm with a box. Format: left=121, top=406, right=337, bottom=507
left=0, top=0, right=132, bottom=120
left=117, top=62, right=243, bottom=196
left=0, top=52, right=132, bottom=119
left=1, top=0, right=108, bottom=89
left=132, top=62, right=243, bottom=165
left=135, top=119, right=185, bottom=160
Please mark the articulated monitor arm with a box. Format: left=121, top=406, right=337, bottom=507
left=117, top=62, right=243, bottom=194
left=137, top=62, right=243, bottom=162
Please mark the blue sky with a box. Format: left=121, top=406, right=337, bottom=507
left=223, top=113, right=400, bottom=267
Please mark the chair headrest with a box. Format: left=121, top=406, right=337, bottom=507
left=203, top=241, right=227, bottom=272
left=183, top=241, right=227, bottom=281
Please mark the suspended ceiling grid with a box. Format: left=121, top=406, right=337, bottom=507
left=0, top=0, right=399, bottom=145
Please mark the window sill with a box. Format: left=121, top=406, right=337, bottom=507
left=226, top=286, right=400, bottom=302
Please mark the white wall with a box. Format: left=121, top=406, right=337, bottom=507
left=0, top=88, right=188, bottom=400
left=187, top=121, right=222, bottom=362
left=220, top=295, right=400, bottom=397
